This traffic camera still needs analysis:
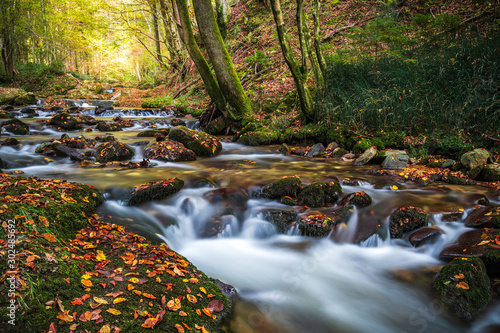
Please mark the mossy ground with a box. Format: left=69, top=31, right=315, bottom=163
left=0, top=174, right=231, bottom=332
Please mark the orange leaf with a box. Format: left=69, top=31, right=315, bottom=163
left=132, top=290, right=142, bottom=296
left=454, top=274, right=465, bottom=280
left=141, top=317, right=158, bottom=328
left=106, top=308, right=121, bottom=315
left=186, top=294, right=197, bottom=304
left=456, top=282, right=469, bottom=289
left=202, top=308, right=212, bottom=317
left=127, top=284, right=135, bottom=291
left=81, top=294, right=91, bottom=301
left=41, top=233, right=57, bottom=242
left=57, top=310, right=74, bottom=323
left=71, top=299, right=83, bottom=305
left=81, top=279, right=93, bottom=288
left=174, top=324, right=185, bottom=333
left=167, top=298, right=181, bottom=311
left=179, top=311, right=187, bottom=317
left=39, top=216, right=50, bottom=227
left=143, top=293, right=156, bottom=299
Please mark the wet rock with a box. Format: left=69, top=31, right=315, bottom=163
left=171, top=118, right=186, bottom=127
left=441, top=159, right=456, bottom=169
left=75, top=114, right=98, bottom=125
left=258, top=176, right=302, bottom=199
left=341, top=177, right=368, bottom=186
left=389, top=206, right=428, bottom=238
left=280, top=196, right=299, bottom=206
left=154, top=132, right=166, bottom=142
left=95, top=141, right=134, bottom=163
left=467, top=165, right=484, bottom=180
left=169, top=126, right=222, bottom=157
left=94, top=134, right=115, bottom=142
left=442, top=171, right=476, bottom=185
left=409, top=227, right=444, bottom=247
left=0, top=157, right=6, bottom=169
left=295, top=213, right=337, bottom=237
left=2, top=118, right=29, bottom=135
left=20, top=107, right=36, bottom=115
left=52, top=142, right=86, bottom=161
left=0, top=110, right=14, bottom=119
left=199, top=215, right=234, bottom=238
left=48, top=112, right=81, bottom=130
left=440, top=210, right=464, bottom=222
left=326, top=142, right=338, bottom=151
left=305, top=143, right=325, bottom=157
left=460, top=148, right=490, bottom=170
left=479, top=164, right=500, bottom=182
left=341, top=153, right=356, bottom=161
left=340, top=191, right=372, bottom=208
left=432, top=257, right=491, bottom=321
left=96, top=121, right=122, bottom=131
left=1, top=137, right=19, bottom=146
left=203, top=116, right=226, bottom=135
left=204, top=188, right=248, bottom=219
left=464, top=205, right=500, bottom=229
left=298, top=181, right=342, bottom=208
left=0, top=87, right=35, bottom=105
left=332, top=148, right=347, bottom=157
left=381, top=151, right=409, bottom=169
left=137, top=129, right=170, bottom=137
left=372, top=149, right=407, bottom=164
left=260, top=209, right=298, bottom=233
left=143, top=139, right=196, bottom=162
left=438, top=229, right=500, bottom=261
left=128, top=178, right=184, bottom=206
left=277, top=143, right=291, bottom=156
left=354, top=146, right=377, bottom=166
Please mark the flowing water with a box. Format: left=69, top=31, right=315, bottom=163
left=2, top=109, right=499, bottom=333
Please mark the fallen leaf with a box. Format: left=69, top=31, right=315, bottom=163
left=57, top=310, right=74, bottom=323
left=454, top=274, right=465, bottom=280
left=93, top=297, right=109, bottom=305
left=113, top=298, right=126, bottom=304
left=207, top=300, right=224, bottom=312
left=143, top=293, right=156, bottom=299
left=167, top=298, right=181, bottom=311
left=41, top=233, right=57, bottom=242
left=97, top=324, right=111, bottom=333
left=186, top=294, right=197, bottom=304
left=174, top=324, right=185, bottom=333
left=106, top=308, right=121, bottom=315
left=456, top=282, right=470, bottom=289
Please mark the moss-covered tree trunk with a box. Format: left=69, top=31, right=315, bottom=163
left=150, top=0, right=164, bottom=66
left=158, top=0, right=185, bottom=68
left=270, top=0, right=314, bottom=121
left=193, top=0, right=253, bottom=121
left=215, top=0, right=231, bottom=40
left=313, top=0, right=327, bottom=75
left=172, top=0, right=227, bottom=113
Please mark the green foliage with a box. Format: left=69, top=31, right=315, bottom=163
left=245, top=50, right=271, bottom=73
left=315, top=32, right=500, bottom=134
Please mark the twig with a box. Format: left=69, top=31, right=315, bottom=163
left=322, top=24, right=356, bottom=42
left=67, top=73, right=83, bottom=85
left=172, top=78, right=201, bottom=99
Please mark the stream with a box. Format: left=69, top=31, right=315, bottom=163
left=1, top=108, right=499, bottom=333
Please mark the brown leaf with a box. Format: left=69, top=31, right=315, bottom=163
left=207, top=300, right=224, bottom=312
left=57, top=310, right=74, bottom=323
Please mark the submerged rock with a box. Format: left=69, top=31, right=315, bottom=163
left=169, top=126, right=222, bottom=157
left=460, top=148, right=490, bottom=170
left=95, top=141, right=134, bottom=163
left=389, top=206, right=428, bottom=238
left=298, top=181, right=342, bottom=208
left=143, top=139, right=196, bottom=162
left=260, top=209, right=298, bottom=233
left=432, top=257, right=491, bottom=321
left=128, top=177, right=184, bottom=205
left=409, top=227, right=444, bottom=247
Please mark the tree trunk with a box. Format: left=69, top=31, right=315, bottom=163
left=270, top=0, right=314, bottom=121
left=296, top=0, right=308, bottom=73
left=313, top=0, right=326, bottom=74
left=158, top=0, right=185, bottom=67
left=172, top=0, right=227, bottom=114
left=215, top=0, right=231, bottom=40
left=151, top=1, right=163, bottom=66
left=193, top=0, right=252, bottom=121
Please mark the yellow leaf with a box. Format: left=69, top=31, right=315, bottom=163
left=477, top=240, right=490, bottom=246
left=81, top=279, right=93, bottom=288
left=106, top=308, right=121, bottom=315
left=127, top=284, right=135, bottom=291
left=167, top=298, right=181, bottom=311
left=391, top=185, right=398, bottom=190
left=200, top=287, right=207, bottom=294
left=186, top=294, right=197, bottom=304
left=113, top=298, right=127, bottom=304
left=129, top=277, right=139, bottom=283
left=96, top=250, right=106, bottom=262
left=97, top=324, right=111, bottom=333
left=82, top=274, right=92, bottom=280
left=83, top=244, right=96, bottom=249
left=93, top=297, right=108, bottom=304
left=143, top=293, right=156, bottom=299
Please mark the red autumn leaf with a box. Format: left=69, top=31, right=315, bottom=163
left=48, top=322, right=57, bottom=333
left=207, top=300, right=224, bottom=312
left=71, top=298, right=83, bottom=305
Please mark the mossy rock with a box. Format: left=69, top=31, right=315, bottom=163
left=137, top=129, right=171, bottom=137
left=169, top=126, right=222, bottom=157
left=460, top=148, right=490, bottom=170
left=0, top=110, right=14, bottom=119
left=295, top=214, right=337, bottom=237
left=442, top=171, right=476, bottom=185
left=48, top=112, right=81, bottom=130
left=75, top=114, right=98, bottom=125
left=95, top=134, right=115, bottom=142
left=260, top=209, right=298, bottom=233
left=342, top=191, right=372, bottom=208
left=0, top=87, right=36, bottom=105
left=333, top=148, right=348, bottom=157
left=259, top=176, right=302, bottom=199
left=203, top=116, right=226, bottom=135
left=96, top=122, right=123, bottom=132
left=1, top=137, right=19, bottom=145
left=171, top=118, right=187, bottom=127
left=479, top=164, right=500, bottom=182
left=389, top=206, right=428, bottom=238
left=95, top=141, right=134, bottom=163
left=2, top=118, right=29, bottom=135
left=143, top=139, right=197, bottom=162
left=278, top=143, right=291, bottom=156
left=238, top=128, right=279, bottom=146
left=467, top=165, right=484, bottom=179
left=354, top=146, right=377, bottom=166
left=352, top=138, right=371, bottom=154
left=464, top=205, right=500, bottom=229
left=432, top=257, right=491, bottom=321
left=128, top=178, right=184, bottom=206
left=298, top=181, right=342, bottom=208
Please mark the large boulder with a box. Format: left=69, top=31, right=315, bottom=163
left=169, top=126, right=222, bottom=157
left=305, top=143, right=325, bottom=157
left=143, top=139, right=196, bottom=162
left=295, top=213, right=337, bottom=237
left=460, top=149, right=490, bottom=170
left=0, top=110, right=14, bottom=119
left=96, top=121, right=122, bottom=131
left=439, top=228, right=500, bottom=261
left=128, top=178, right=184, bottom=206
left=381, top=151, right=409, bottom=169
left=354, top=146, right=377, bottom=166
left=137, top=129, right=170, bottom=137
left=389, top=206, right=428, bottom=238
left=48, top=112, right=81, bottom=130
left=0, top=87, right=36, bottom=105
left=259, top=209, right=298, bottom=234
left=298, top=181, right=342, bottom=208
left=432, top=257, right=491, bottom=321
left=2, top=118, right=29, bottom=135
left=464, top=205, right=500, bottom=229
left=479, top=164, right=500, bottom=182
left=259, top=176, right=302, bottom=199
left=95, top=141, right=134, bottom=163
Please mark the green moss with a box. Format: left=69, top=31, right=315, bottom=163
left=346, top=191, right=372, bottom=207
left=48, top=112, right=81, bottom=130
left=432, top=257, right=492, bottom=321
left=0, top=110, right=14, bottom=119
left=298, top=181, right=342, bottom=208
left=168, top=126, right=222, bottom=157
left=129, top=178, right=184, bottom=205
left=259, top=176, right=302, bottom=199
left=95, top=141, right=134, bottom=163
left=96, top=122, right=123, bottom=132
left=389, top=206, right=428, bottom=238
left=137, top=129, right=171, bottom=137
left=2, top=118, right=29, bottom=135
left=238, top=128, right=279, bottom=146
left=260, top=209, right=298, bottom=233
